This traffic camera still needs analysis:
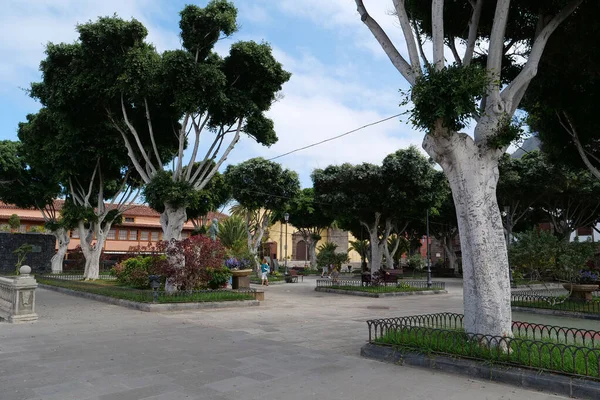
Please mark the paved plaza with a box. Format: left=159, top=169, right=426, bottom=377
left=0, top=277, right=570, bottom=400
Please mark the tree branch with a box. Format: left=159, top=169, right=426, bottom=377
left=392, top=0, right=421, bottom=73
left=448, top=36, right=462, bottom=65
left=412, top=20, right=430, bottom=65
left=185, top=114, right=210, bottom=181
left=431, top=0, right=445, bottom=71
left=194, top=120, right=243, bottom=190
left=143, top=98, right=163, bottom=170
left=355, top=0, right=417, bottom=85
left=120, top=94, right=157, bottom=177
left=486, top=0, right=511, bottom=112
left=174, top=113, right=191, bottom=181
left=558, top=111, right=600, bottom=181
left=463, top=0, right=483, bottom=66
left=107, top=111, right=150, bottom=183
left=501, top=0, right=583, bottom=106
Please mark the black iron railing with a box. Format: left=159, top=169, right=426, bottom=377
left=366, top=312, right=600, bottom=379
left=511, top=292, right=600, bottom=314
left=41, top=273, right=117, bottom=281
left=36, top=275, right=256, bottom=303
left=316, top=279, right=445, bottom=291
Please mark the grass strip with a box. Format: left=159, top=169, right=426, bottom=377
left=328, top=285, right=436, bottom=293
left=37, top=277, right=254, bottom=303
left=512, top=299, right=600, bottom=314
left=375, top=326, right=600, bottom=378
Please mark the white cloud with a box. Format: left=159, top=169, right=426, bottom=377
left=222, top=47, right=425, bottom=187
left=0, top=0, right=180, bottom=88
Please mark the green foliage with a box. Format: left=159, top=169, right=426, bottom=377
left=225, top=158, right=300, bottom=212
left=350, top=240, right=369, bottom=263
left=8, top=214, right=20, bottom=231
left=28, top=225, right=48, bottom=234
left=186, top=168, right=231, bottom=222
left=510, top=230, right=596, bottom=282
left=143, top=170, right=195, bottom=212
left=13, top=244, right=33, bottom=274
left=407, top=64, right=489, bottom=132
left=407, top=254, right=425, bottom=271
left=524, top=1, right=600, bottom=170
left=217, top=216, right=246, bottom=252
left=509, top=230, right=559, bottom=280
left=111, top=256, right=164, bottom=289
left=487, top=115, right=525, bottom=150
left=37, top=277, right=253, bottom=303
left=206, top=267, right=231, bottom=289
left=284, top=188, right=333, bottom=233
left=316, top=242, right=349, bottom=268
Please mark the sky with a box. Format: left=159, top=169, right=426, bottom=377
left=0, top=0, right=434, bottom=187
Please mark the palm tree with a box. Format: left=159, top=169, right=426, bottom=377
left=350, top=239, right=369, bottom=268
left=217, top=216, right=246, bottom=251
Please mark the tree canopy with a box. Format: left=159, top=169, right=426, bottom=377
left=29, top=0, right=291, bottom=240
left=524, top=1, right=600, bottom=178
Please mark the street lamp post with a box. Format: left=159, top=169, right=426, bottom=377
left=426, top=207, right=432, bottom=288
left=284, top=213, right=289, bottom=275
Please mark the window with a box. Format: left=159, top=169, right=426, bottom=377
left=151, top=231, right=159, bottom=242
left=140, top=231, right=149, bottom=241
left=71, top=230, right=80, bottom=239
left=19, top=225, right=27, bottom=233
left=107, top=229, right=117, bottom=240
left=124, top=217, right=135, bottom=223
left=129, top=230, right=138, bottom=241
left=181, top=232, right=189, bottom=239
left=118, top=230, right=128, bottom=241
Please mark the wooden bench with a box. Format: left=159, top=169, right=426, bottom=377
left=285, top=270, right=302, bottom=283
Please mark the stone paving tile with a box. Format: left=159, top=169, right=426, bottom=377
left=205, top=375, right=262, bottom=393
left=0, top=283, right=571, bottom=400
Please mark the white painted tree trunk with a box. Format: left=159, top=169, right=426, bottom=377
left=51, top=228, right=70, bottom=274
left=160, top=204, right=187, bottom=242
left=309, top=239, right=318, bottom=268
left=442, top=236, right=458, bottom=273
left=78, top=222, right=110, bottom=280
left=368, top=229, right=382, bottom=275
left=424, top=133, right=512, bottom=338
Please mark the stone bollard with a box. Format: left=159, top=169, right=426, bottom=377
left=0, top=265, right=38, bottom=323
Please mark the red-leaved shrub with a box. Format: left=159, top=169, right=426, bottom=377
left=156, top=236, right=227, bottom=290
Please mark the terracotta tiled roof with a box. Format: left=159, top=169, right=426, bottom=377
left=0, top=200, right=228, bottom=221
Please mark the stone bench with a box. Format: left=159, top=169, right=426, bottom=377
left=0, top=266, right=38, bottom=323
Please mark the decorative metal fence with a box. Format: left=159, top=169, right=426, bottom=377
left=366, top=312, right=600, bottom=379
left=40, top=273, right=117, bottom=281
left=36, top=275, right=256, bottom=303
left=511, top=292, right=600, bottom=314
left=316, top=279, right=445, bottom=291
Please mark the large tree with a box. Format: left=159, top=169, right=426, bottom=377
left=285, top=188, right=334, bottom=268
left=0, top=140, right=69, bottom=273
left=524, top=2, right=600, bottom=178
left=313, top=147, right=438, bottom=274
left=225, top=158, right=299, bottom=266
left=18, top=109, right=139, bottom=280
left=31, top=1, right=291, bottom=241
left=355, top=0, right=582, bottom=337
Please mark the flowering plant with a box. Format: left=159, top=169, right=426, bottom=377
left=224, top=257, right=252, bottom=270
left=577, top=270, right=599, bottom=284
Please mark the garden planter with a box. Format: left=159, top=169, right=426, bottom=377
left=231, top=269, right=253, bottom=289
left=562, top=283, right=599, bottom=301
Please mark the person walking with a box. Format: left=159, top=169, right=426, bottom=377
left=260, top=258, right=270, bottom=286
left=321, top=263, right=329, bottom=278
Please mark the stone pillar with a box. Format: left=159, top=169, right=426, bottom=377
left=0, top=266, right=38, bottom=323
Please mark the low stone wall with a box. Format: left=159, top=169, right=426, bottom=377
left=0, top=232, right=55, bottom=273
left=0, top=266, right=38, bottom=323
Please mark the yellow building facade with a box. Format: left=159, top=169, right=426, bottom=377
left=265, top=221, right=361, bottom=266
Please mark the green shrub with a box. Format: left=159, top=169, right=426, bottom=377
left=206, top=267, right=231, bottom=289
left=407, top=254, right=425, bottom=271
left=8, top=214, right=20, bottom=231
left=112, top=256, right=164, bottom=288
